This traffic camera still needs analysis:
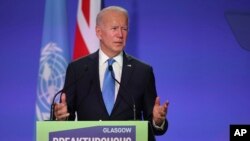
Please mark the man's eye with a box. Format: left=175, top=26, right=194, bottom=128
left=122, top=28, right=128, bottom=31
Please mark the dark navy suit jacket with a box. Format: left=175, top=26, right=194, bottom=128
left=63, top=50, right=168, bottom=141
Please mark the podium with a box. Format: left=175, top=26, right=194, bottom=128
left=37, top=121, right=148, bottom=141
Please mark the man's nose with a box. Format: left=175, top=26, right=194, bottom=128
left=116, top=28, right=123, bottom=38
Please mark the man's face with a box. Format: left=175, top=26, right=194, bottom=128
left=96, top=11, right=128, bottom=57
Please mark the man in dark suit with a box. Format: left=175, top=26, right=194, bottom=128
left=54, top=6, right=169, bottom=141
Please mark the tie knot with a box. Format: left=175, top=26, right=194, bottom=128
left=107, top=58, right=115, bottom=66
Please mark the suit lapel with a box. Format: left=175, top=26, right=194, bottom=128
left=112, top=52, right=134, bottom=115
left=120, top=53, right=134, bottom=88
left=89, top=50, right=110, bottom=116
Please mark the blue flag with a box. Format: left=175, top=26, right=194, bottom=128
left=36, top=0, right=70, bottom=121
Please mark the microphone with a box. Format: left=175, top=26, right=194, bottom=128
left=49, top=90, right=63, bottom=120
left=49, top=65, right=88, bottom=120
left=108, top=64, right=137, bottom=120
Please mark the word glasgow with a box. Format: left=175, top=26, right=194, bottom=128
left=52, top=137, right=132, bottom=141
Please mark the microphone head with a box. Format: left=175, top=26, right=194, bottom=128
left=108, top=65, right=113, bottom=71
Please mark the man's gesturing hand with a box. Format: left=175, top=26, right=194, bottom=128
left=153, top=96, right=169, bottom=126
left=54, top=93, right=70, bottom=120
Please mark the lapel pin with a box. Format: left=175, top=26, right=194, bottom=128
left=127, top=64, right=132, bottom=67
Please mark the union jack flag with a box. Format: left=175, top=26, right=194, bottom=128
left=73, top=0, right=101, bottom=60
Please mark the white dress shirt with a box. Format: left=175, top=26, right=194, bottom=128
left=99, top=49, right=123, bottom=102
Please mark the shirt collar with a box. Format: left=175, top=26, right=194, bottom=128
left=99, top=49, right=123, bottom=67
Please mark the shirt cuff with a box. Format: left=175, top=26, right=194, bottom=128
left=152, top=120, right=165, bottom=130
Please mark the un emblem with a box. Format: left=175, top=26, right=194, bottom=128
left=36, top=42, right=68, bottom=120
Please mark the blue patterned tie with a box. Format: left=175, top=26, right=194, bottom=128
left=102, top=58, right=115, bottom=115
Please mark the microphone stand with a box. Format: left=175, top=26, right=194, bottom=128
left=108, top=65, right=136, bottom=120
left=50, top=90, right=63, bottom=121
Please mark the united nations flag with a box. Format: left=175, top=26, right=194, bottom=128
left=36, top=0, right=70, bottom=121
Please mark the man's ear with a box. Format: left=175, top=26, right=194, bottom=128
left=96, top=26, right=102, bottom=40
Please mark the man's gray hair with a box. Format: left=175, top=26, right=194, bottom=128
left=96, top=6, right=128, bottom=26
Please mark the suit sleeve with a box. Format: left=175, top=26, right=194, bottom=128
left=143, top=67, right=168, bottom=135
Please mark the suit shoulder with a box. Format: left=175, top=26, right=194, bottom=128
left=127, top=54, right=152, bottom=69
left=67, top=52, right=97, bottom=71
left=70, top=52, right=97, bottom=65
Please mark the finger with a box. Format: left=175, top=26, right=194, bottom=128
left=158, top=105, right=168, bottom=116
left=165, top=100, right=169, bottom=107
left=54, top=103, right=66, bottom=111
left=56, top=113, right=70, bottom=120
left=55, top=106, right=68, bottom=115
left=61, top=93, right=67, bottom=104
left=56, top=109, right=69, bottom=117
left=159, top=116, right=166, bottom=121
left=153, top=115, right=166, bottom=126
left=162, top=100, right=169, bottom=111
left=154, top=105, right=165, bottom=117
left=54, top=104, right=68, bottom=119
left=154, top=96, right=160, bottom=106
left=157, top=108, right=166, bottom=117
